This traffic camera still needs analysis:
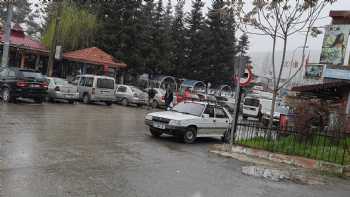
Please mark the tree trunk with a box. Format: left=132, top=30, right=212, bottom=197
left=268, top=89, right=277, bottom=129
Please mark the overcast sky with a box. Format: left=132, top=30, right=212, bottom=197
left=178, top=0, right=350, bottom=53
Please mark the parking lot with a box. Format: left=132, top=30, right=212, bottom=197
left=1, top=102, right=350, bottom=197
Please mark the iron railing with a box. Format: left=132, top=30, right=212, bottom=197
left=233, top=120, right=350, bottom=165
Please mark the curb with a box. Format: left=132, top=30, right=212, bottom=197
left=209, top=144, right=349, bottom=177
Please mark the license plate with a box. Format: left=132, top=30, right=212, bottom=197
left=153, top=122, right=166, bottom=129
left=30, top=84, right=40, bottom=88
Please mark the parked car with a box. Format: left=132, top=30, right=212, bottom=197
left=242, top=96, right=261, bottom=119
left=77, top=75, right=115, bottom=106
left=46, top=77, right=79, bottom=103
left=0, top=67, right=48, bottom=103
left=145, top=101, right=232, bottom=143
left=215, top=96, right=236, bottom=113
left=115, top=85, right=148, bottom=107
left=144, top=88, right=166, bottom=108
left=262, top=101, right=289, bottom=127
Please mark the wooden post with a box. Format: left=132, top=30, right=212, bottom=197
left=35, top=54, right=40, bottom=70
left=20, top=53, right=25, bottom=68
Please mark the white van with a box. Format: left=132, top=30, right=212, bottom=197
left=77, top=75, right=115, bottom=106
left=242, top=97, right=261, bottom=119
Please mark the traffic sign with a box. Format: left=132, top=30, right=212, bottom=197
left=239, top=66, right=253, bottom=87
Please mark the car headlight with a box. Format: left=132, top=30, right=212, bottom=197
left=145, top=114, right=153, bottom=120
left=169, top=120, right=182, bottom=126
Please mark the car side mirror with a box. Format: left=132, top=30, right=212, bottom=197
left=202, top=114, right=210, bottom=119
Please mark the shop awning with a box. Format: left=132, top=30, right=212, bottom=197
left=0, top=23, right=48, bottom=53
left=291, top=81, right=350, bottom=92
left=63, top=47, right=127, bottom=68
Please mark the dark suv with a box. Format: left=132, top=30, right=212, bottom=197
left=0, top=67, right=48, bottom=103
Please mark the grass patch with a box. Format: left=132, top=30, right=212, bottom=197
left=238, top=135, right=350, bottom=165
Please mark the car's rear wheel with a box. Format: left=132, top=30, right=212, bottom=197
left=121, top=98, right=128, bottom=106
left=1, top=88, right=11, bottom=103
left=152, top=100, right=158, bottom=108
left=183, top=126, right=197, bottom=144
left=105, top=101, right=112, bottom=106
left=68, top=100, right=75, bottom=104
left=83, top=94, right=90, bottom=104
left=150, top=127, right=162, bottom=138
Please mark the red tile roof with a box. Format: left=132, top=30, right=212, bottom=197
left=63, top=47, right=127, bottom=68
left=0, top=26, right=47, bottom=52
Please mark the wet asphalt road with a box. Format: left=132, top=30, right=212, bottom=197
left=0, top=102, right=349, bottom=197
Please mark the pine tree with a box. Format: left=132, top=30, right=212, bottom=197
left=171, top=0, right=187, bottom=77
left=238, top=33, right=251, bottom=63
left=185, top=0, right=206, bottom=80
left=203, top=0, right=237, bottom=85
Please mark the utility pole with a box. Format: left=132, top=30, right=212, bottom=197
left=230, top=51, right=244, bottom=148
left=1, top=2, right=13, bottom=67
left=47, top=1, right=63, bottom=76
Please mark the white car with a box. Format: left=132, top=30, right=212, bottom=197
left=145, top=101, right=232, bottom=143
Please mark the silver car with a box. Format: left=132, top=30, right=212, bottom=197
left=115, top=85, right=148, bottom=107
left=144, top=88, right=166, bottom=108
left=47, top=77, right=79, bottom=103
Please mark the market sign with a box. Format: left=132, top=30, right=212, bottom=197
left=305, top=64, right=325, bottom=79
left=324, top=65, right=350, bottom=80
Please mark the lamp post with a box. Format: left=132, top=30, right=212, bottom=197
left=1, top=2, right=13, bottom=67
left=288, top=46, right=309, bottom=85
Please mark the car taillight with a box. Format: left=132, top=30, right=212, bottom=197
left=54, top=86, right=60, bottom=91
left=92, top=88, right=95, bottom=95
left=16, top=81, right=28, bottom=88
left=161, top=96, right=164, bottom=101
left=42, top=82, right=48, bottom=89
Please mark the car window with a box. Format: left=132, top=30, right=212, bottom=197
left=244, top=98, right=260, bottom=107
left=117, top=86, right=127, bottom=93
left=97, top=78, right=114, bottom=89
left=0, top=69, right=8, bottom=78
left=203, top=105, right=215, bottom=118
left=20, top=70, right=43, bottom=79
left=8, top=70, right=16, bottom=78
left=54, top=78, right=68, bottom=85
left=85, top=77, right=93, bottom=87
left=216, top=108, right=228, bottom=119
left=172, top=102, right=205, bottom=117
left=79, top=77, right=86, bottom=86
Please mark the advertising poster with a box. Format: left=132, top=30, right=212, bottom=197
left=320, top=25, right=350, bottom=65
left=305, top=64, right=324, bottom=79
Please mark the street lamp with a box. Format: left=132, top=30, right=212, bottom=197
left=288, top=45, right=309, bottom=80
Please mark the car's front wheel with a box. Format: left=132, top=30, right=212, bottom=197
left=183, top=126, right=197, bottom=144
left=149, top=127, right=163, bottom=138
left=1, top=88, right=11, bottom=103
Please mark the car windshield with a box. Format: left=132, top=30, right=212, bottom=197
left=172, top=102, right=205, bottom=116
left=131, top=86, right=144, bottom=94
left=53, top=78, right=68, bottom=85
left=21, top=70, right=43, bottom=79
left=244, top=98, right=260, bottom=107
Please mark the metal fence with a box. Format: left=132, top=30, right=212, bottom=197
left=233, top=120, right=350, bottom=165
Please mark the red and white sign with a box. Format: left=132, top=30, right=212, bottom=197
left=239, top=66, right=253, bottom=87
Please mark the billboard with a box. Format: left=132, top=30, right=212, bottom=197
left=324, top=65, right=350, bottom=80
left=305, top=64, right=324, bottom=79
left=320, top=25, right=350, bottom=65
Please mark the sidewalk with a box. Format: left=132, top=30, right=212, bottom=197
left=209, top=144, right=349, bottom=184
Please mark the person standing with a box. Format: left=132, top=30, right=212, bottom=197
left=148, top=86, right=156, bottom=109
left=165, top=86, right=173, bottom=110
